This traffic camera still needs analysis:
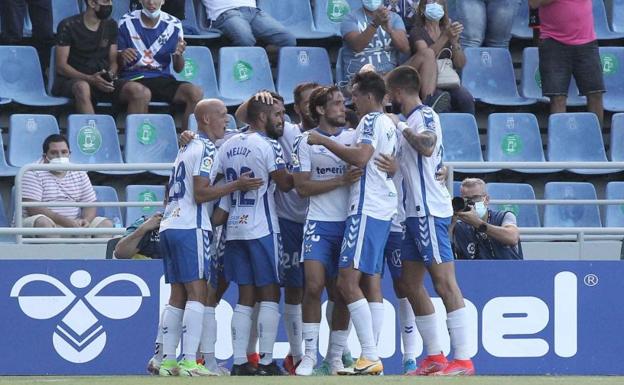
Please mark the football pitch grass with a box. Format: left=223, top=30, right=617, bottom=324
left=1, top=377, right=623, bottom=385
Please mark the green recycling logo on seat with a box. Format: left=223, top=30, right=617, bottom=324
left=233, top=61, right=253, bottom=82
left=601, top=53, right=619, bottom=75
left=181, top=58, right=198, bottom=81
left=77, top=125, right=102, bottom=155
left=327, top=0, right=350, bottom=22
left=534, top=68, right=542, bottom=89
left=501, top=204, right=520, bottom=217
left=138, top=121, right=156, bottom=145
left=138, top=191, right=158, bottom=213
left=501, top=133, right=523, bottom=155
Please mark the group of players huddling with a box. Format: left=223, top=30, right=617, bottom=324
left=147, top=65, right=474, bottom=377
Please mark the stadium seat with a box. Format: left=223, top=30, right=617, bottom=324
left=547, top=113, right=611, bottom=174
left=439, top=113, right=496, bottom=173
left=0, top=98, right=11, bottom=105
left=218, top=47, right=275, bottom=106
left=52, top=0, right=80, bottom=33
left=487, top=183, right=541, bottom=227
left=600, top=47, right=624, bottom=112
left=487, top=112, right=560, bottom=173
left=8, top=114, right=60, bottom=167
left=171, top=46, right=239, bottom=106
left=313, top=0, right=353, bottom=36
left=0, top=135, right=19, bottom=177
left=611, top=113, right=624, bottom=161
left=124, top=114, right=178, bottom=176
left=112, top=0, right=131, bottom=21
left=258, top=0, right=335, bottom=39
left=125, top=185, right=165, bottom=226
left=543, top=182, right=602, bottom=227
left=592, top=0, right=624, bottom=40
left=67, top=114, right=135, bottom=175
left=452, top=181, right=461, bottom=197
left=188, top=113, right=237, bottom=132
left=336, top=47, right=346, bottom=85
left=611, top=0, right=624, bottom=33
left=93, top=186, right=123, bottom=228
left=0, top=46, right=70, bottom=106
left=511, top=0, right=532, bottom=39
left=605, top=182, right=624, bottom=227
left=182, top=0, right=221, bottom=39
left=276, top=47, right=333, bottom=104
left=462, top=47, right=536, bottom=106
left=0, top=193, right=14, bottom=243
left=520, top=47, right=586, bottom=106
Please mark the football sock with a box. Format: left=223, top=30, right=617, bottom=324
left=232, top=304, right=253, bottom=365
left=181, top=301, right=204, bottom=361
left=258, top=301, right=280, bottom=365
left=161, top=305, right=183, bottom=361
left=284, top=304, right=303, bottom=362
left=347, top=298, right=378, bottom=361
left=447, top=307, right=471, bottom=360
left=398, top=297, right=417, bottom=363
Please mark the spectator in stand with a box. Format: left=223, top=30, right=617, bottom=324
left=53, top=0, right=123, bottom=114
left=115, top=0, right=202, bottom=132
left=0, top=0, right=54, bottom=71
left=530, top=0, right=605, bottom=127
left=451, top=178, right=523, bottom=260
left=409, top=0, right=474, bottom=114
left=455, top=0, right=520, bottom=48
left=340, top=0, right=410, bottom=81
left=114, top=213, right=162, bottom=259
left=21, top=134, right=113, bottom=236
left=201, top=0, right=296, bottom=59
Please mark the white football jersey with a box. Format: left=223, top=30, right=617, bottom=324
left=293, top=128, right=356, bottom=222
left=348, top=112, right=398, bottom=221
left=217, top=131, right=286, bottom=240
left=390, top=129, right=405, bottom=233
left=160, top=136, right=217, bottom=232
left=400, top=105, right=452, bottom=218
left=275, top=122, right=308, bottom=224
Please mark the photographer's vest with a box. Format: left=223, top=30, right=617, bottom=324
left=453, top=210, right=523, bottom=260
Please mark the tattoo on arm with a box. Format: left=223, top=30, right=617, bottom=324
left=403, top=130, right=437, bottom=156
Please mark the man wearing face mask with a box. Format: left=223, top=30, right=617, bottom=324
left=52, top=0, right=120, bottom=113
left=21, top=134, right=113, bottom=235
left=452, top=178, right=523, bottom=260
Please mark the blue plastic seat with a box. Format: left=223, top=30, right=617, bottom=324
left=188, top=113, right=237, bottom=132
left=218, top=47, right=275, bottom=106
left=452, top=181, right=461, bottom=197
left=605, top=182, right=624, bottom=227
left=511, top=0, right=532, bottom=39
left=611, top=0, right=624, bottom=33
left=52, top=0, right=80, bottom=33
left=182, top=0, right=222, bottom=39
left=67, top=114, right=136, bottom=175
left=611, top=113, right=624, bottom=161
left=487, top=183, right=541, bottom=227
left=171, top=46, right=239, bottom=106
left=487, top=112, right=559, bottom=173
left=313, top=0, right=353, bottom=36
left=0, top=193, right=14, bottom=243
left=544, top=182, right=602, bottom=227
left=600, top=47, right=624, bottom=112
left=336, top=47, right=346, bottom=85
left=8, top=114, right=60, bottom=167
left=592, top=0, right=624, bottom=40
left=462, top=48, right=536, bottom=106
left=547, top=113, right=611, bottom=174
left=0, top=98, right=11, bottom=105
left=520, top=47, right=586, bottom=106
left=125, top=185, right=165, bottom=226
left=0, top=46, right=70, bottom=106
left=277, top=47, right=333, bottom=104
left=439, top=113, right=496, bottom=173
left=258, top=0, right=335, bottom=39
left=124, top=114, right=179, bottom=176
left=112, top=0, right=131, bottom=21
left=93, top=186, right=123, bottom=227
left=0, top=135, right=19, bottom=177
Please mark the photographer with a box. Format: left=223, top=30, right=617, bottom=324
left=451, top=178, right=523, bottom=260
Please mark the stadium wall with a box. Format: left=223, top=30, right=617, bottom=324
left=2, top=260, right=622, bottom=375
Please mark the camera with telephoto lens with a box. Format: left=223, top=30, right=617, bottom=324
left=452, top=197, right=474, bottom=212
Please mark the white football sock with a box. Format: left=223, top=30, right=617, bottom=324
left=181, top=301, right=204, bottom=361
left=153, top=305, right=167, bottom=362
left=327, top=329, right=349, bottom=362
left=258, top=301, right=280, bottom=365
left=415, top=312, right=443, bottom=356
left=447, top=307, right=471, bottom=360
left=246, top=303, right=260, bottom=355
left=161, top=305, right=183, bottom=361
left=302, top=322, right=320, bottom=361
left=398, top=297, right=417, bottom=363
left=232, top=304, right=253, bottom=365
left=347, top=298, right=378, bottom=361
left=284, top=304, right=303, bottom=361
left=369, top=301, right=384, bottom=345
left=200, top=306, right=217, bottom=370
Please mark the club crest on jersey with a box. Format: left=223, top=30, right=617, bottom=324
left=200, top=157, right=213, bottom=173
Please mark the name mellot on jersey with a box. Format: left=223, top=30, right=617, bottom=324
left=225, top=146, right=252, bottom=158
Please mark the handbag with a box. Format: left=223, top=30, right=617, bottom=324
left=436, top=47, right=461, bottom=89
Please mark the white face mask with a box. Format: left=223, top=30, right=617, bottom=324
left=141, top=8, right=161, bottom=20
left=475, top=201, right=487, bottom=218
left=47, top=156, right=70, bottom=164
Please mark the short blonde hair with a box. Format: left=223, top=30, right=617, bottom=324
left=460, top=178, right=486, bottom=193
